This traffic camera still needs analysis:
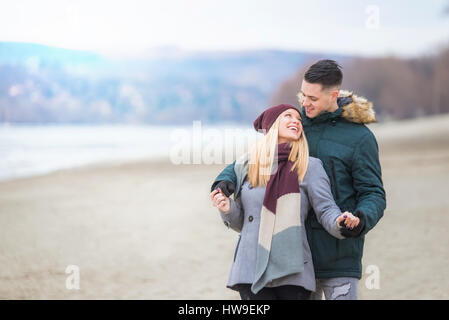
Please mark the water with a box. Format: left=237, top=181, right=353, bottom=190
left=0, top=123, right=256, bottom=182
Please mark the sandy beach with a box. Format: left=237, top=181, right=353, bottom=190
left=1, top=115, right=449, bottom=299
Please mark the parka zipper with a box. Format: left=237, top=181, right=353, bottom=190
left=330, top=160, right=340, bottom=201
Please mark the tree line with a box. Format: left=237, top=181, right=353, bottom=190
left=270, top=45, right=449, bottom=121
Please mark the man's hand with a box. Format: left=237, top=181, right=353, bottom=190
left=211, top=180, right=235, bottom=197
left=210, top=188, right=231, bottom=213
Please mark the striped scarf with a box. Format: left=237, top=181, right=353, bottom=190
left=251, top=142, right=304, bottom=294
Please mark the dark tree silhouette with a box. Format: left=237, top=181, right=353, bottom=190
left=270, top=46, right=449, bottom=121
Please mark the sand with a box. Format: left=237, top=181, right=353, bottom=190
left=1, top=115, right=449, bottom=299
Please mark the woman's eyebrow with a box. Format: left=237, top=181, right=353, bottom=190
left=285, top=111, right=301, bottom=120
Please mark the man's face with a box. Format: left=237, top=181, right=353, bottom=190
left=299, top=80, right=336, bottom=119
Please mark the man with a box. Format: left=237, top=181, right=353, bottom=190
left=211, top=59, right=386, bottom=300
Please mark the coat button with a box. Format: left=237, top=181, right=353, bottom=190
left=248, top=216, right=253, bottom=222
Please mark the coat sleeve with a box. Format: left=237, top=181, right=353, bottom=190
left=305, top=158, right=345, bottom=239
left=211, top=161, right=237, bottom=192
left=219, top=197, right=244, bottom=233
left=352, top=132, right=386, bottom=236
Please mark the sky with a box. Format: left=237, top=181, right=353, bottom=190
left=1, top=0, right=449, bottom=58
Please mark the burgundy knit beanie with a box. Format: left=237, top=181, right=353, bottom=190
left=253, top=104, right=300, bottom=134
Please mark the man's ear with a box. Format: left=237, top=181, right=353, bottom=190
left=330, top=88, right=339, bottom=104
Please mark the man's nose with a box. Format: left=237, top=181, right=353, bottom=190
left=302, top=97, right=311, bottom=107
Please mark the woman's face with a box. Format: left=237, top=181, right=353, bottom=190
left=278, top=108, right=302, bottom=144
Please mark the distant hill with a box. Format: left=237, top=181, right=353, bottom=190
left=0, top=42, right=103, bottom=67
left=270, top=45, right=449, bottom=121
left=0, top=42, right=349, bottom=124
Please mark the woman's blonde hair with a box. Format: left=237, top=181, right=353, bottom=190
left=247, top=114, right=309, bottom=187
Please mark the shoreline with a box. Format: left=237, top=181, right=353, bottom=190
left=0, top=155, right=172, bottom=185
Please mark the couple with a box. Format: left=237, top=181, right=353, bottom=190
left=209, top=60, right=386, bottom=300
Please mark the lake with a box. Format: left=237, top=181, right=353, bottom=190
left=0, top=123, right=257, bottom=181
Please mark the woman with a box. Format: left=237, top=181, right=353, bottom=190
left=210, top=104, right=360, bottom=300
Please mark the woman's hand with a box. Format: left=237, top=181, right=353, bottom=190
left=210, top=188, right=231, bottom=213
left=336, top=211, right=360, bottom=230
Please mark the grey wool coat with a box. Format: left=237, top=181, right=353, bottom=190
left=219, top=156, right=345, bottom=293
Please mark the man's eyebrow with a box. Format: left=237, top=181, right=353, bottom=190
left=300, top=91, right=317, bottom=99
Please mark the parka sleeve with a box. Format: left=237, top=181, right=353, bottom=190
left=211, top=161, right=237, bottom=192
left=352, top=132, right=386, bottom=236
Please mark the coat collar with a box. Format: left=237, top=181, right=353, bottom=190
left=301, top=90, right=376, bottom=126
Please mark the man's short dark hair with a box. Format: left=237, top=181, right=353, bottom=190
left=304, top=59, right=342, bottom=90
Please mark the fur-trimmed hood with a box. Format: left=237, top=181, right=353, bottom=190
left=298, top=89, right=376, bottom=124
left=338, top=90, right=376, bottom=124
